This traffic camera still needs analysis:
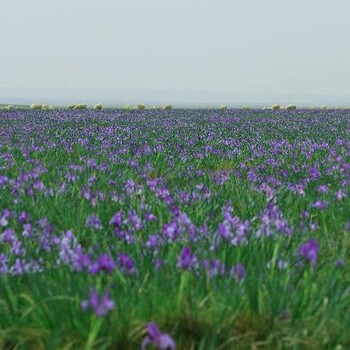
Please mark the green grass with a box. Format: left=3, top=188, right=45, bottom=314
left=0, top=108, right=350, bottom=349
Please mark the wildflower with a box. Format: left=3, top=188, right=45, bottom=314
left=0, top=228, right=15, bottom=243
left=10, top=258, right=24, bottom=275
left=145, top=212, right=157, bottom=221
left=162, top=221, right=178, bottom=242
left=310, top=222, right=319, bottom=231
left=230, top=263, right=246, bottom=281
left=0, top=175, right=8, bottom=187
left=256, top=204, right=292, bottom=237
left=0, top=254, right=9, bottom=274
left=317, top=185, right=329, bottom=194
left=58, top=182, right=67, bottom=194
left=309, top=167, right=321, bottom=180
left=85, top=214, right=102, bottom=230
left=203, top=259, right=224, bottom=278
left=141, top=322, right=176, bottom=350
left=295, top=184, right=305, bottom=196
left=299, top=239, right=319, bottom=267
left=311, top=200, right=329, bottom=210
left=146, top=235, right=162, bottom=249
left=110, top=210, right=123, bottom=228
left=177, top=246, right=197, bottom=270
left=336, top=190, right=346, bottom=201
left=218, top=223, right=231, bottom=241
left=0, top=209, right=11, bottom=227
left=18, top=211, right=29, bottom=224
left=33, top=180, right=45, bottom=191
left=89, top=254, right=116, bottom=275
left=301, top=210, right=310, bottom=219
left=73, top=250, right=91, bottom=272
left=153, top=258, right=166, bottom=270
left=260, top=182, right=275, bottom=198
left=81, top=288, right=115, bottom=317
left=128, top=210, right=142, bottom=230
left=118, top=253, right=137, bottom=275
left=22, top=223, right=32, bottom=238
left=335, top=258, right=345, bottom=268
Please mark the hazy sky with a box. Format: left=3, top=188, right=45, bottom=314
left=1, top=0, right=350, bottom=102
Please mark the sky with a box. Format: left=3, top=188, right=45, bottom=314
left=1, top=0, right=350, bottom=105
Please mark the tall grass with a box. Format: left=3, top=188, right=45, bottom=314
left=0, top=108, right=349, bottom=349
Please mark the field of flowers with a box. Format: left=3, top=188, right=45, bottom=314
left=0, top=108, right=350, bottom=349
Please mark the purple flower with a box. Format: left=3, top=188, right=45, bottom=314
left=309, top=167, right=321, bottom=180
left=317, top=185, right=328, bottom=194
left=145, top=212, right=157, bottom=221
left=153, top=258, right=166, bottom=270
left=336, top=190, right=346, bottom=201
left=299, top=239, right=319, bottom=267
left=260, top=182, right=275, bottom=198
left=301, top=210, right=310, bottom=219
left=81, top=288, right=115, bottom=317
left=89, top=254, right=116, bottom=275
left=73, top=250, right=91, bottom=272
left=218, top=223, right=231, bottom=241
left=203, top=259, right=224, bottom=278
left=22, top=223, right=32, bottom=238
left=85, top=214, right=102, bottom=230
left=335, top=258, right=345, bottom=268
left=230, top=263, right=246, bottom=281
left=0, top=228, right=16, bottom=243
left=65, top=172, right=78, bottom=183
left=141, top=323, right=176, bottom=350
left=310, top=222, right=319, bottom=231
left=128, top=210, right=142, bottom=230
left=162, top=222, right=178, bottom=242
left=11, top=258, right=24, bottom=275
left=311, top=200, right=329, bottom=210
left=0, top=209, right=11, bottom=227
left=0, top=254, right=9, bottom=274
left=0, top=175, right=8, bottom=187
left=33, top=180, right=45, bottom=191
left=110, top=210, right=123, bottom=228
left=18, top=211, right=29, bottom=224
left=256, top=204, right=292, bottom=237
left=146, top=235, right=162, bottom=249
left=58, top=181, right=67, bottom=194
left=177, top=246, right=197, bottom=270
left=118, top=253, right=137, bottom=275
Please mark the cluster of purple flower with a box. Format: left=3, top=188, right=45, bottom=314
left=1, top=107, right=349, bottom=348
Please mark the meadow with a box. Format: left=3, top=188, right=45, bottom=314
left=0, top=108, right=349, bottom=349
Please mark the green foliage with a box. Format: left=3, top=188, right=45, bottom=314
left=94, top=103, right=103, bottom=110
left=135, top=103, right=146, bottom=110
left=1, top=104, right=13, bottom=111
left=30, top=103, right=43, bottom=110
left=73, top=104, right=87, bottom=110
